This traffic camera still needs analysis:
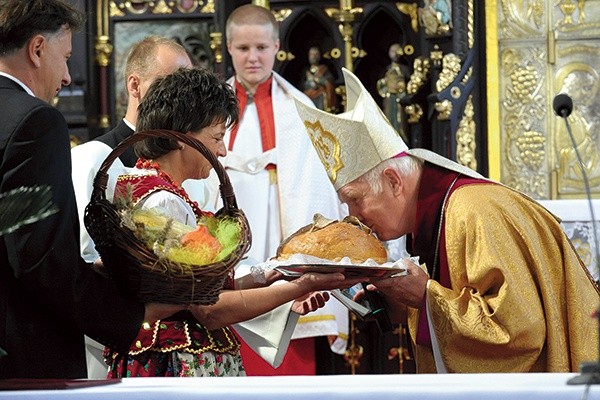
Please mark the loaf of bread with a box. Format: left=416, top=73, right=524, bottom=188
left=276, top=214, right=388, bottom=264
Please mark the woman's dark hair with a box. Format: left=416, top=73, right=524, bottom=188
left=134, top=67, right=239, bottom=159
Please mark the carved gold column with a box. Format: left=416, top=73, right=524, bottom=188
left=388, top=324, right=413, bottom=374
left=485, top=0, right=501, bottom=181
left=95, top=0, right=113, bottom=130
left=209, top=32, right=223, bottom=76
left=343, top=314, right=363, bottom=374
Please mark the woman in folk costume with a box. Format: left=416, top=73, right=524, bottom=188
left=294, top=68, right=600, bottom=373
left=107, top=67, right=361, bottom=378
left=203, top=4, right=351, bottom=374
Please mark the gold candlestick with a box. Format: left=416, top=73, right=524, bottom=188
left=252, top=0, right=270, bottom=9
left=209, top=32, right=223, bottom=64
left=325, top=2, right=363, bottom=71
left=340, top=0, right=352, bottom=10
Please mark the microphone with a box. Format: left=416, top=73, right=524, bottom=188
left=554, top=93, right=600, bottom=385
left=553, top=93, right=573, bottom=118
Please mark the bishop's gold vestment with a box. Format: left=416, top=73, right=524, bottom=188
left=410, top=183, right=599, bottom=373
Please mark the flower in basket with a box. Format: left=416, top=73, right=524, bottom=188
left=119, top=206, right=242, bottom=268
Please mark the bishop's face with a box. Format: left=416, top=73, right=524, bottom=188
left=338, top=176, right=408, bottom=242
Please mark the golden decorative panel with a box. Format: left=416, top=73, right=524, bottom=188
left=497, top=0, right=545, bottom=39
left=489, top=0, right=600, bottom=199
left=553, top=43, right=600, bottom=197
left=499, top=45, right=548, bottom=198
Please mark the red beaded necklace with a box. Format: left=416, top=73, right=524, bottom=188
left=135, top=158, right=204, bottom=218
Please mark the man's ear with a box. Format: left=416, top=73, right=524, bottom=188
left=28, top=35, right=46, bottom=68
left=383, top=167, right=402, bottom=195
left=127, top=74, right=141, bottom=99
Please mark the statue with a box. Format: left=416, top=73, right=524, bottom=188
left=419, top=0, right=452, bottom=36
left=377, top=43, right=407, bottom=141
left=301, top=46, right=338, bottom=113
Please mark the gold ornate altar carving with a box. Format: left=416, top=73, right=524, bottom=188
left=397, top=3, right=419, bottom=33
left=487, top=0, right=600, bottom=279
left=110, top=0, right=215, bottom=16
left=436, top=53, right=461, bottom=92
left=406, top=56, right=431, bottom=96
left=488, top=0, right=600, bottom=200
left=554, top=55, right=600, bottom=196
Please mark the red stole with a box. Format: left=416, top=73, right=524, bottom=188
left=411, top=163, right=490, bottom=347
left=229, top=76, right=276, bottom=153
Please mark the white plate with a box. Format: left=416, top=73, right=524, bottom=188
left=275, top=264, right=404, bottom=278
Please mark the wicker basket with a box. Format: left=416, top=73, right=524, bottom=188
left=84, top=129, right=251, bottom=305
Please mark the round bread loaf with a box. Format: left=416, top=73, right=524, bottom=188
left=276, top=215, right=388, bottom=264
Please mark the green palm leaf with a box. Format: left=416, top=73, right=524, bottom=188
left=0, top=185, right=58, bottom=236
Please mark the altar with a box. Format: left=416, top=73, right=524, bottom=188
left=0, top=373, right=598, bottom=400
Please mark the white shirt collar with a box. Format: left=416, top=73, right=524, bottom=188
left=0, top=71, right=35, bottom=97
left=122, top=118, right=136, bottom=131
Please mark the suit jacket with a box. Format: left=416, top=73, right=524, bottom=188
left=94, top=119, right=136, bottom=167
left=0, top=75, right=145, bottom=378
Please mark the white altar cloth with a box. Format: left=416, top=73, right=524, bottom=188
left=1, top=373, right=598, bottom=400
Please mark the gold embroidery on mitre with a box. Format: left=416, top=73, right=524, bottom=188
left=304, top=120, right=344, bottom=184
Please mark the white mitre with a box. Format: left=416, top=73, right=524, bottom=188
left=293, top=67, right=483, bottom=190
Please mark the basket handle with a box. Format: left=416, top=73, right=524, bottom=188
left=91, top=129, right=238, bottom=211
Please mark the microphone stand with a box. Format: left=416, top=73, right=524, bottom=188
left=556, top=102, right=600, bottom=386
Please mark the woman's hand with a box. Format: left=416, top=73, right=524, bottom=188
left=263, top=268, right=284, bottom=284
left=291, top=291, right=330, bottom=315
left=187, top=271, right=367, bottom=330
left=292, top=271, right=367, bottom=292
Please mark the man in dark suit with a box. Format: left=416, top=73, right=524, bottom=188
left=0, top=0, right=182, bottom=378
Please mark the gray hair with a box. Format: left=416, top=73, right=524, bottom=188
left=353, top=155, right=423, bottom=195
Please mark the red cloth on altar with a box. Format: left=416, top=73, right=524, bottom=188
left=238, top=336, right=316, bottom=376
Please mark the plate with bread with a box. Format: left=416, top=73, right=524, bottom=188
left=274, top=263, right=404, bottom=278
left=270, top=214, right=406, bottom=279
